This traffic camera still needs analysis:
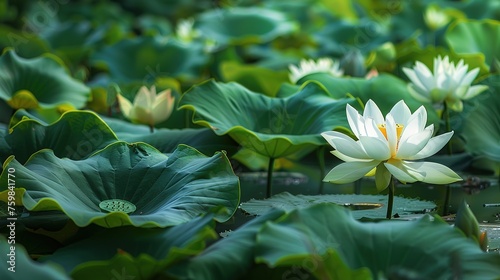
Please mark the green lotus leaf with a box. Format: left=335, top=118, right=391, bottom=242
left=0, top=25, right=50, bottom=59
left=462, top=76, right=500, bottom=175
left=100, top=115, right=239, bottom=156
left=313, top=18, right=389, bottom=56
left=219, top=61, right=289, bottom=97
left=0, top=142, right=240, bottom=228
left=240, top=192, right=436, bottom=219
left=0, top=235, right=70, bottom=280
left=179, top=80, right=356, bottom=158
left=167, top=210, right=285, bottom=280
left=196, top=7, right=297, bottom=45
left=446, top=19, right=500, bottom=67
left=90, top=36, right=207, bottom=83
left=0, top=50, right=91, bottom=110
left=298, top=73, right=440, bottom=125
left=255, top=204, right=500, bottom=279
left=0, top=111, right=118, bottom=164
left=38, top=21, right=108, bottom=70
left=41, top=216, right=216, bottom=280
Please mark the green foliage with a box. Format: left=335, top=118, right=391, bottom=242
left=179, top=80, right=356, bottom=158
left=0, top=142, right=240, bottom=227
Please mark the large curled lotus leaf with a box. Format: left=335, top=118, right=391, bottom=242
left=100, top=115, right=239, bottom=156
left=196, top=7, right=297, bottom=45
left=90, top=36, right=207, bottom=83
left=179, top=80, right=356, bottom=158
left=166, top=210, right=286, bottom=280
left=0, top=50, right=91, bottom=110
left=0, top=142, right=240, bottom=228
left=41, top=216, right=216, bottom=280
left=445, top=19, right=500, bottom=67
left=0, top=110, right=118, bottom=164
left=240, top=192, right=436, bottom=219
left=462, top=76, right=500, bottom=174
left=298, top=73, right=439, bottom=126
left=255, top=204, right=500, bottom=279
left=0, top=235, right=70, bottom=280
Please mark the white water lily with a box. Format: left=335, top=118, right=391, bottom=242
left=289, top=58, right=343, bottom=83
left=117, top=86, right=175, bottom=128
left=403, top=56, right=488, bottom=112
left=322, top=100, right=461, bottom=191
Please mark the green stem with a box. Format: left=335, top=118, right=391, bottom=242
left=442, top=184, right=451, bottom=216
left=354, top=179, right=362, bottom=195
left=442, top=102, right=452, bottom=155
left=386, top=177, right=395, bottom=219
left=317, top=146, right=325, bottom=194
left=266, top=157, right=275, bottom=198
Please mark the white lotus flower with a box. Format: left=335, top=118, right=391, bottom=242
left=289, top=58, right=343, bottom=83
left=117, top=86, right=175, bottom=128
left=176, top=18, right=199, bottom=43
left=403, top=56, right=488, bottom=112
left=424, top=5, right=451, bottom=30
left=322, top=100, right=461, bottom=191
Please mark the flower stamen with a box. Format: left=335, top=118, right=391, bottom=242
left=378, top=123, right=404, bottom=140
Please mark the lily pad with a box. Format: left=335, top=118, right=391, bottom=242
left=255, top=204, right=500, bottom=279
left=446, top=19, right=500, bottom=67
left=196, top=7, right=297, bottom=45
left=179, top=80, right=356, bottom=158
left=240, top=192, right=436, bottom=219
left=0, top=50, right=91, bottom=110
left=41, top=216, right=216, bottom=279
left=0, top=110, right=118, bottom=164
left=90, top=36, right=207, bottom=83
left=0, top=235, right=70, bottom=280
left=0, top=142, right=240, bottom=228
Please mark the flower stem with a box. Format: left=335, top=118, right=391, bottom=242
left=442, top=102, right=452, bottom=155
left=266, top=157, right=275, bottom=198
left=442, top=184, right=451, bottom=216
left=386, top=177, right=395, bottom=219
left=317, top=146, right=325, bottom=194
left=149, top=124, right=154, bottom=133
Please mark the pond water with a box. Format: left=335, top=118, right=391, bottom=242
left=233, top=165, right=500, bottom=251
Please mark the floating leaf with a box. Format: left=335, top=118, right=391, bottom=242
left=240, top=192, right=436, bottom=219
left=196, top=7, right=297, bottom=45
left=0, top=111, right=118, bottom=164
left=446, top=19, right=500, bottom=67
left=179, top=80, right=356, bottom=158
left=255, top=204, right=500, bottom=279
left=0, top=142, right=240, bottom=228
left=41, top=216, right=216, bottom=280
left=90, top=36, right=207, bottom=83
left=0, top=50, right=91, bottom=110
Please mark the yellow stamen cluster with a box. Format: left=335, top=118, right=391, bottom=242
left=378, top=123, right=404, bottom=140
